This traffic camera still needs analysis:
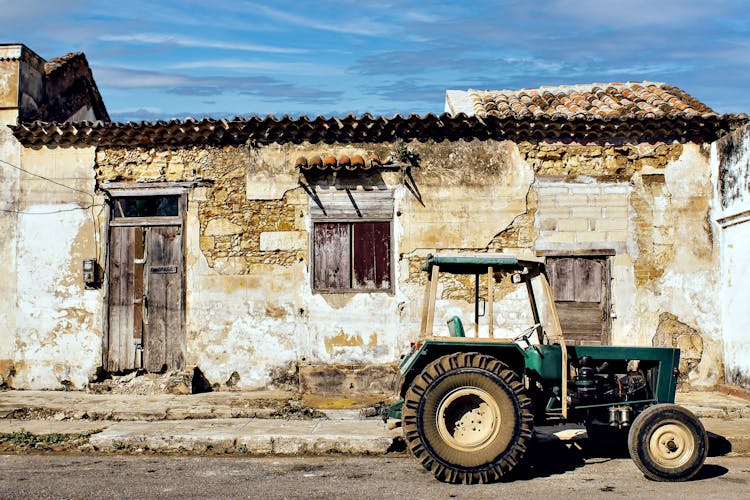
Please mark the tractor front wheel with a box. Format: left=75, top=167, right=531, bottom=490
left=402, top=352, right=533, bottom=484
left=628, top=403, right=708, bottom=481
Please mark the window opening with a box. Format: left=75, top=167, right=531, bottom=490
left=312, top=221, right=391, bottom=292
left=112, top=195, right=179, bottom=218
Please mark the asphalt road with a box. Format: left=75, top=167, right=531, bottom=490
left=2, top=451, right=749, bottom=500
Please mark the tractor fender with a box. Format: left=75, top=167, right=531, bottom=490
left=399, top=339, right=525, bottom=398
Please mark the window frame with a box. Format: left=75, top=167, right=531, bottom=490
left=107, top=188, right=186, bottom=227
left=310, top=217, right=394, bottom=294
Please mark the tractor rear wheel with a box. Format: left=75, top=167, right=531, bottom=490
left=402, top=352, right=533, bottom=484
left=628, top=404, right=708, bottom=481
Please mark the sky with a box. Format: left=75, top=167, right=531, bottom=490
left=1, top=0, right=748, bottom=122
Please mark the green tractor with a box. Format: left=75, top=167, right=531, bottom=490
left=388, top=253, right=707, bottom=484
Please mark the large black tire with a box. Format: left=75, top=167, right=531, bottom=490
left=402, top=352, right=533, bottom=484
left=628, top=403, right=708, bottom=481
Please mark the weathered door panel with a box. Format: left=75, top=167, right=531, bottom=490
left=143, top=226, right=185, bottom=372
left=548, top=256, right=610, bottom=345
left=107, top=227, right=137, bottom=371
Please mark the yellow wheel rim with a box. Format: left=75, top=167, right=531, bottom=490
left=436, top=387, right=502, bottom=452
left=648, top=421, right=695, bottom=469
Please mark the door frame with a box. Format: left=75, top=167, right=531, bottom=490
left=101, top=182, right=189, bottom=372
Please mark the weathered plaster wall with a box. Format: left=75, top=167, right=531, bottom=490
left=654, top=145, right=721, bottom=386
left=93, top=138, right=720, bottom=390
left=1, top=46, right=108, bottom=388
left=528, top=142, right=720, bottom=387
left=0, top=51, right=22, bottom=387
left=95, top=140, right=537, bottom=388
left=0, top=108, right=20, bottom=387
left=714, top=123, right=750, bottom=389
left=11, top=146, right=102, bottom=389
left=717, top=123, right=750, bottom=214
left=0, top=60, right=19, bottom=108
left=719, top=221, right=750, bottom=388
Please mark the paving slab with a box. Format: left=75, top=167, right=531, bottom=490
left=0, top=390, right=296, bottom=421
left=0, top=420, right=108, bottom=435
left=676, top=391, right=750, bottom=419
left=87, top=418, right=399, bottom=455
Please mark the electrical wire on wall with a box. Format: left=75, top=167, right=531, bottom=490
left=0, top=157, right=105, bottom=263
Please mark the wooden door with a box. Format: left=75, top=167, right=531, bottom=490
left=106, top=225, right=184, bottom=372
left=107, top=226, right=139, bottom=371
left=143, top=226, right=185, bottom=372
left=547, top=256, right=610, bottom=345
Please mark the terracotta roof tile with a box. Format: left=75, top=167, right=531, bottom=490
left=294, top=153, right=382, bottom=171
left=10, top=80, right=748, bottom=147
left=467, top=82, right=716, bottom=120
left=9, top=110, right=747, bottom=148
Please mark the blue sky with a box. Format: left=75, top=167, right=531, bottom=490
left=2, top=0, right=748, bottom=122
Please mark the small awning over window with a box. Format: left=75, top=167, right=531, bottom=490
left=309, top=188, right=394, bottom=219
left=296, top=154, right=383, bottom=171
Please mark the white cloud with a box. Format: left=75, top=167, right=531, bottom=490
left=601, top=63, right=687, bottom=76
left=401, top=10, right=443, bottom=23
left=93, top=66, right=191, bottom=88
left=168, top=59, right=344, bottom=76
left=549, top=0, right=717, bottom=28
left=99, top=33, right=306, bottom=54
left=244, top=2, right=392, bottom=37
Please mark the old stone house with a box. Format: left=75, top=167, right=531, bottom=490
left=2, top=44, right=747, bottom=392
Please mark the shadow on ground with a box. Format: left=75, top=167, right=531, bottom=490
left=707, top=432, right=732, bottom=457
left=507, top=428, right=731, bottom=482
left=511, top=436, right=589, bottom=481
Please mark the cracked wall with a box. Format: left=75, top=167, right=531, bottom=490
left=529, top=142, right=719, bottom=386
left=93, top=138, right=722, bottom=389
left=8, top=146, right=103, bottom=389
left=94, top=139, right=538, bottom=388
left=4, top=134, right=723, bottom=391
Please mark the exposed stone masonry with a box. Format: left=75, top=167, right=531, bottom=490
left=404, top=255, right=518, bottom=304
left=96, top=145, right=304, bottom=273
left=518, top=142, right=683, bottom=177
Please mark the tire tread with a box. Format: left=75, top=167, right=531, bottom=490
left=402, top=352, right=533, bottom=484
left=627, top=403, right=708, bottom=482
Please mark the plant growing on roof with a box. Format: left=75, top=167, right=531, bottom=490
left=394, top=139, right=419, bottom=165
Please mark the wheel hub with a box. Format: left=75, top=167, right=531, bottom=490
left=648, top=422, right=695, bottom=468
left=436, top=387, right=501, bottom=452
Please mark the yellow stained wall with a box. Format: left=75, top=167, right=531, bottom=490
left=91, top=138, right=720, bottom=389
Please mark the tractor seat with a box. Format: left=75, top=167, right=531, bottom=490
left=447, top=316, right=465, bottom=337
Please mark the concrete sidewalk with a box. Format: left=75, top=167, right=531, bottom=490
left=1, top=390, right=748, bottom=457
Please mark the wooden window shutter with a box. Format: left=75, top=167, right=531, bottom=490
left=353, top=222, right=390, bottom=289
left=313, top=223, right=351, bottom=289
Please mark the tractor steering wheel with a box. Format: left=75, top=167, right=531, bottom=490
left=513, top=323, right=542, bottom=346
